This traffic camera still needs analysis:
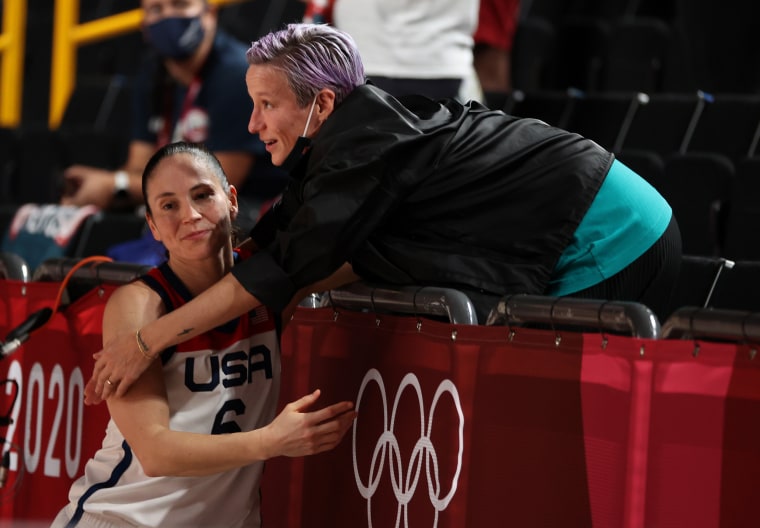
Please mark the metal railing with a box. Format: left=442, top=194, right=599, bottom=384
left=316, top=282, right=480, bottom=325
left=486, top=294, right=662, bottom=338
left=33, top=257, right=151, bottom=284
left=23, top=258, right=760, bottom=344
left=661, top=306, right=760, bottom=342
left=0, top=252, right=30, bottom=282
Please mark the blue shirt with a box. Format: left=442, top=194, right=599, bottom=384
left=131, top=29, right=261, bottom=156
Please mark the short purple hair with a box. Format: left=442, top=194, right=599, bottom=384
left=246, top=23, right=365, bottom=107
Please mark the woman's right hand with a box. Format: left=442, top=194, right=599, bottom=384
left=260, top=389, right=357, bottom=458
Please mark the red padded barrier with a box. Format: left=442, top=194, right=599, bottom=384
left=0, top=280, right=113, bottom=525
left=0, top=281, right=758, bottom=527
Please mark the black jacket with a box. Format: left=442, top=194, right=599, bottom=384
left=232, top=84, right=613, bottom=313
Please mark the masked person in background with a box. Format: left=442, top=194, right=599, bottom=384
left=61, top=0, right=278, bottom=231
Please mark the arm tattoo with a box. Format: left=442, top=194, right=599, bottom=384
left=178, top=328, right=193, bottom=337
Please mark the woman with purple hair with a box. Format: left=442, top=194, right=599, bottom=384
left=90, top=23, right=681, bottom=400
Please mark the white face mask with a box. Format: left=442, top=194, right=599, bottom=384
left=280, top=95, right=319, bottom=172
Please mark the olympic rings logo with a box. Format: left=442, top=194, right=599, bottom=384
left=352, top=369, right=464, bottom=528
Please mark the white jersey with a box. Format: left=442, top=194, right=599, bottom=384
left=333, top=0, right=479, bottom=80
left=54, top=262, right=281, bottom=528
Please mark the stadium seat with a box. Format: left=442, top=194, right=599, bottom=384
left=0, top=128, right=19, bottom=205
left=511, top=16, right=557, bottom=93
left=710, top=260, right=760, bottom=312
left=673, top=1, right=760, bottom=94
left=721, top=157, right=760, bottom=260
left=601, top=17, right=673, bottom=93
left=0, top=204, right=19, bottom=240
left=523, top=0, right=678, bottom=24
left=10, top=124, right=130, bottom=206
left=619, top=91, right=712, bottom=157
left=553, top=16, right=610, bottom=92
left=662, top=152, right=734, bottom=256
left=60, top=74, right=132, bottom=132
left=77, top=0, right=144, bottom=77
left=565, top=91, right=640, bottom=151
left=520, top=0, right=567, bottom=22
left=68, top=211, right=148, bottom=259
left=13, top=126, right=68, bottom=205
left=59, top=125, right=129, bottom=172
left=687, top=93, right=760, bottom=161
left=663, top=254, right=732, bottom=318
left=217, top=0, right=306, bottom=43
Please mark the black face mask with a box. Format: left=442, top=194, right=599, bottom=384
left=279, top=96, right=318, bottom=173
left=145, top=15, right=205, bottom=60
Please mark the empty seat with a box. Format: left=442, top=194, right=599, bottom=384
left=61, top=74, right=133, bottom=132
left=13, top=126, right=68, bottom=205
left=687, top=94, right=760, bottom=161
left=22, top=10, right=55, bottom=126
left=565, top=91, right=640, bottom=151
left=665, top=254, right=733, bottom=318
left=59, top=125, right=130, bottom=171
left=710, top=260, right=760, bottom=312
left=601, top=17, right=673, bottom=93
left=721, top=157, right=760, bottom=260
left=636, top=0, right=678, bottom=21
left=7, top=123, right=130, bottom=207
left=78, top=31, right=146, bottom=78
left=553, top=16, right=610, bottom=92
left=0, top=204, right=19, bottom=239
left=674, top=1, right=760, bottom=94
left=76, top=0, right=145, bottom=79
left=218, top=0, right=306, bottom=43
left=0, top=128, right=19, bottom=205
left=69, top=211, right=148, bottom=258
left=520, top=0, right=567, bottom=22
left=522, top=0, right=661, bottom=23
left=619, top=92, right=711, bottom=157
left=511, top=16, right=557, bottom=93
left=662, top=152, right=734, bottom=256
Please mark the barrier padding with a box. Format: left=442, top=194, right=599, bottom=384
left=1, top=281, right=760, bottom=527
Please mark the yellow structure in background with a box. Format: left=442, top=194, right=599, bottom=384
left=48, top=0, right=245, bottom=129
left=49, top=2, right=141, bottom=129
left=0, top=0, right=27, bottom=127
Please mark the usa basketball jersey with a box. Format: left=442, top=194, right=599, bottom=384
left=55, top=259, right=281, bottom=528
